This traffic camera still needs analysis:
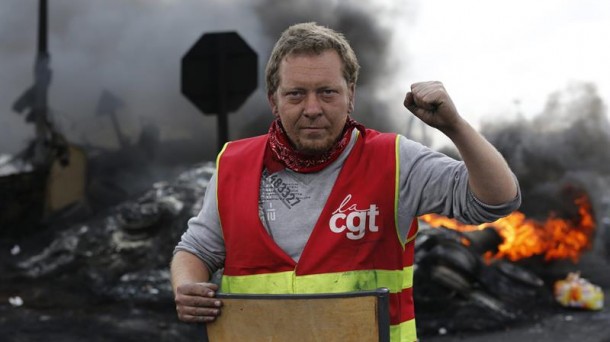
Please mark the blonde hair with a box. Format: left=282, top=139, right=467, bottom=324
left=265, top=22, right=360, bottom=95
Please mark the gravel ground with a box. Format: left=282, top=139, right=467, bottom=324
left=2, top=237, right=608, bottom=342
left=423, top=251, right=610, bottom=342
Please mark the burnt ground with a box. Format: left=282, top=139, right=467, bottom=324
left=0, top=163, right=214, bottom=342
left=424, top=251, right=610, bottom=342
left=425, top=301, right=610, bottom=342
left=0, top=228, right=206, bottom=342
left=1, top=245, right=608, bottom=342
left=0, top=302, right=204, bottom=342
left=0, top=285, right=608, bottom=342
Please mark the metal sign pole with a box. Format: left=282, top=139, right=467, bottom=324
left=33, top=0, right=52, bottom=167
left=217, top=38, right=229, bottom=152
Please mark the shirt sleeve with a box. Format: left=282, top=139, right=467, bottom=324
left=396, top=135, right=521, bottom=239
left=173, top=171, right=226, bottom=274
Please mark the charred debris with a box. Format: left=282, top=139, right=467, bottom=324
left=2, top=163, right=214, bottom=304
left=414, top=226, right=552, bottom=334
left=0, top=1, right=208, bottom=239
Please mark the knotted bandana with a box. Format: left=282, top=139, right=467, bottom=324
left=263, top=116, right=365, bottom=174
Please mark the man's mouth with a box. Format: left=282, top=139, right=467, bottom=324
left=301, top=127, right=325, bottom=132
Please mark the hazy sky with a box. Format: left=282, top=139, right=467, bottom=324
left=396, top=0, right=610, bottom=144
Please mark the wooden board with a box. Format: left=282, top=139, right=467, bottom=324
left=206, top=292, right=387, bottom=341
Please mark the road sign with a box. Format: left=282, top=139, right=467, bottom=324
left=181, top=32, right=258, bottom=151
left=181, top=32, right=258, bottom=115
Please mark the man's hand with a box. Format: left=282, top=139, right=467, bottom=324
left=171, top=251, right=220, bottom=323
left=174, top=282, right=222, bottom=323
left=404, top=81, right=461, bottom=132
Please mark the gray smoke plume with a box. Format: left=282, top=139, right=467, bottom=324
left=482, top=82, right=610, bottom=222
left=1, top=0, right=265, bottom=160
left=1, top=0, right=408, bottom=157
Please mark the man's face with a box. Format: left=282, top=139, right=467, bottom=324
left=268, top=50, right=355, bottom=155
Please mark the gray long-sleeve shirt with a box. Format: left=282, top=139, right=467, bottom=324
left=175, top=131, right=521, bottom=274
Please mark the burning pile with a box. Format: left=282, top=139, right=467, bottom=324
left=413, top=194, right=600, bottom=336
left=420, top=195, right=595, bottom=262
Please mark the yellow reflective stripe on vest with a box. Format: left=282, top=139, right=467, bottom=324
left=390, top=318, right=417, bottom=342
left=295, top=267, right=413, bottom=293
left=221, top=266, right=413, bottom=294
left=393, top=134, right=404, bottom=247
left=221, top=271, right=294, bottom=294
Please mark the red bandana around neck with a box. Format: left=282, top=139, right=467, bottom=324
left=263, top=116, right=365, bottom=174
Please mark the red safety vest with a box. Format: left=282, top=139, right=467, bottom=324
left=217, top=129, right=418, bottom=341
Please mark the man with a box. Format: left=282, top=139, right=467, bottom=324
left=171, top=22, right=520, bottom=341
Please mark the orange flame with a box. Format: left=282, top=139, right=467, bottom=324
left=419, top=196, right=595, bottom=262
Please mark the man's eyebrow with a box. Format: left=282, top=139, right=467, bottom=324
left=281, top=87, right=305, bottom=92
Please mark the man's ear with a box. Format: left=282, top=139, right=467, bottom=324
left=268, top=92, right=279, bottom=117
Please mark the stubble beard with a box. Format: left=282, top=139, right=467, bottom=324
left=293, top=133, right=341, bottom=156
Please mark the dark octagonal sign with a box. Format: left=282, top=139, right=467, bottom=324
left=181, top=32, right=258, bottom=115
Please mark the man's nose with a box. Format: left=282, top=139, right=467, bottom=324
left=303, top=93, right=322, bottom=117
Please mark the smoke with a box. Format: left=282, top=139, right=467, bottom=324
left=482, top=82, right=610, bottom=219
left=1, top=0, right=265, bottom=160
left=1, top=0, right=409, bottom=157
left=251, top=0, right=407, bottom=134
left=6, top=2, right=608, bottom=218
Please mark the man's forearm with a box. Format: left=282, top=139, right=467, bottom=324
left=170, top=251, right=211, bottom=293
left=404, top=81, right=518, bottom=206
left=442, top=118, right=518, bottom=205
